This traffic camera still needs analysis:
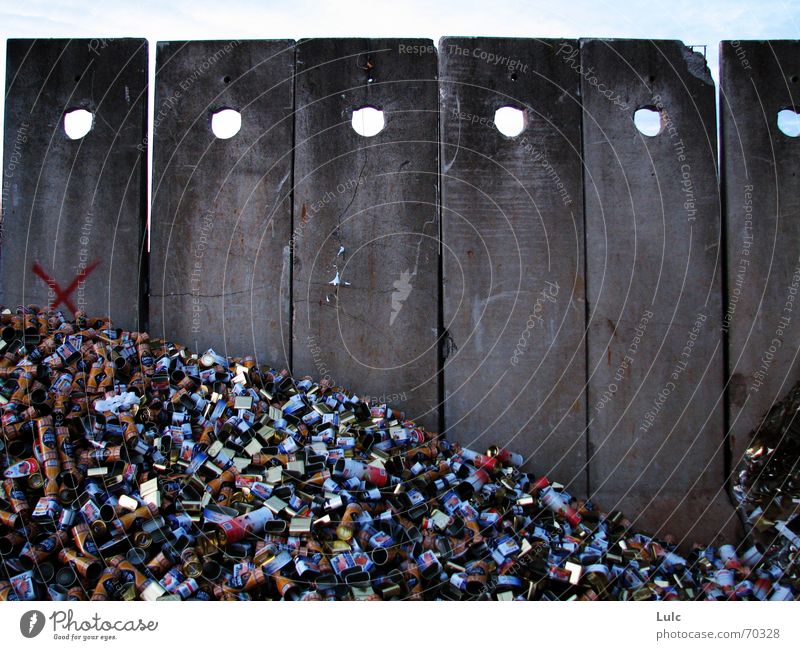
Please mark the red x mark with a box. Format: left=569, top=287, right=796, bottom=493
left=31, top=260, right=101, bottom=314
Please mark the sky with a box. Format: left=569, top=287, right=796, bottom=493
left=0, top=0, right=798, bottom=212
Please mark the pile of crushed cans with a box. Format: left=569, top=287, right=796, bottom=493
left=734, top=379, right=800, bottom=599
left=1, top=307, right=797, bottom=601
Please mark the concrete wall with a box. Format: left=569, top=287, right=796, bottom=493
left=1, top=39, right=148, bottom=330
left=4, top=37, right=799, bottom=544
left=440, top=38, right=587, bottom=495
left=721, top=41, right=800, bottom=485
left=581, top=39, right=737, bottom=543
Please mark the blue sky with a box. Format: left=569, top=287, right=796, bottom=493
left=1, top=0, right=797, bottom=55
left=0, top=0, right=798, bottom=203
left=1, top=0, right=797, bottom=42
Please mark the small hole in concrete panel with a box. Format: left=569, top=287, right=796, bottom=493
left=494, top=106, right=526, bottom=138
left=791, top=75, right=798, bottom=83
left=648, top=75, right=656, bottom=83
left=223, top=75, right=231, bottom=84
left=63, top=109, right=93, bottom=140
left=777, top=108, right=800, bottom=137
left=74, top=74, right=81, bottom=83
left=510, top=72, right=518, bottom=82
left=633, top=106, right=663, bottom=136
left=211, top=108, right=241, bottom=139
left=351, top=106, right=384, bottom=137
